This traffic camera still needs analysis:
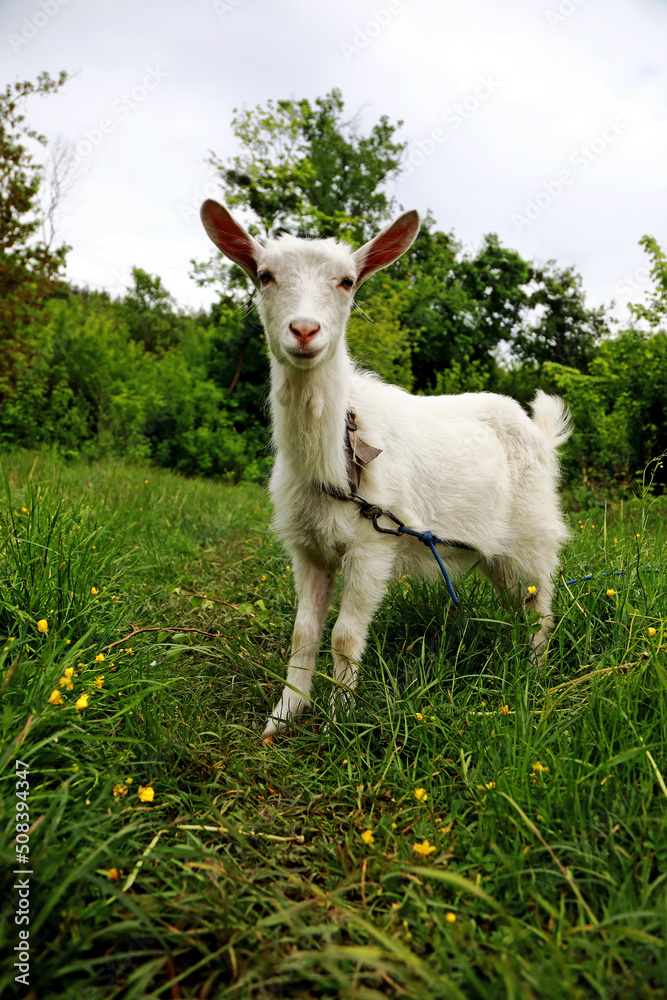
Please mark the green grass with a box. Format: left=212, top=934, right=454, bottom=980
left=0, top=450, right=666, bottom=999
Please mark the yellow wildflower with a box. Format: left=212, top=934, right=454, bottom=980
left=360, top=828, right=374, bottom=845
left=91, top=587, right=99, bottom=595
left=260, top=575, right=266, bottom=581
left=107, top=868, right=119, bottom=881
left=48, top=689, right=63, bottom=705
left=527, top=586, right=537, bottom=595
left=64, top=666, right=75, bottom=678
left=59, top=675, right=74, bottom=690
left=75, top=693, right=89, bottom=711
left=606, top=589, right=615, bottom=596
left=95, top=653, right=105, bottom=663
left=37, top=619, right=48, bottom=633
left=414, top=787, right=428, bottom=802
left=94, top=675, right=105, bottom=689
left=413, top=839, right=437, bottom=856
left=500, top=705, right=509, bottom=715
left=415, top=712, right=423, bottom=722
left=112, top=783, right=128, bottom=798
left=445, top=912, right=457, bottom=923
left=485, top=781, right=496, bottom=790
left=532, top=761, right=549, bottom=774
left=138, top=786, right=154, bottom=803
left=648, top=627, right=656, bottom=638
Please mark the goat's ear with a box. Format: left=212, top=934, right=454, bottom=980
left=200, top=199, right=261, bottom=285
left=353, top=210, right=420, bottom=288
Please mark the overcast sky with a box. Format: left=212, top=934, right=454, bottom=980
left=3, top=0, right=667, bottom=324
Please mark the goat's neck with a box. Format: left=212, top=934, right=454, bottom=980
left=270, top=344, right=351, bottom=488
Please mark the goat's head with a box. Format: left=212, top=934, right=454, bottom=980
left=200, top=200, right=420, bottom=370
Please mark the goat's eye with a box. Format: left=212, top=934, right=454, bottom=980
left=339, top=277, right=355, bottom=290
left=258, top=270, right=274, bottom=286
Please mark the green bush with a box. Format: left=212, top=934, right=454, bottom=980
left=2, top=277, right=666, bottom=493
left=546, top=329, right=667, bottom=486
left=0, top=293, right=271, bottom=481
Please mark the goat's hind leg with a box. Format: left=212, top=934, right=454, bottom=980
left=481, top=557, right=524, bottom=614
left=262, top=551, right=335, bottom=741
left=482, top=556, right=554, bottom=664
left=527, top=578, right=556, bottom=664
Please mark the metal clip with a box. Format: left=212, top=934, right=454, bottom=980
left=349, top=494, right=405, bottom=536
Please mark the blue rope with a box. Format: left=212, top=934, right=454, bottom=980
left=349, top=490, right=662, bottom=604
left=397, top=526, right=462, bottom=603
left=559, top=568, right=659, bottom=587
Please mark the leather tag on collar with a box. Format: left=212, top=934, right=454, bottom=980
left=346, top=410, right=382, bottom=492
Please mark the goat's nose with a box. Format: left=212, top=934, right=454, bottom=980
left=289, top=319, right=320, bottom=344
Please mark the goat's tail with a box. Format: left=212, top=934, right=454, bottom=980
left=530, top=390, right=572, bottom=449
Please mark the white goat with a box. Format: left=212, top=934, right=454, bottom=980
left=201, top=200, right=572, bottom=741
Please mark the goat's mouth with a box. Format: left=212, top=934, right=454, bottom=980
left=285, top=346, right=324, bottom=361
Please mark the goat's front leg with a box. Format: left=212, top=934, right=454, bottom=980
left=262, top=549, right=335, bottom=741
left=330, top=544, right=395, bottom=719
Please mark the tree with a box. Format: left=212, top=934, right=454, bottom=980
left=347, top=275, right=414, bottom=390
left=38, top=134, right=81, bottom=252
left=510, top=262, right=609, bottom=371
left=0, top=70, right=69, bottom=397
left=629, top=235, right=667, bottom=330
left=542, top=239, right=667, bottom=487
left=207, top=88, right=406, bottom=243
left=121, top=267, right=187, bottom=354
left=385, top=223, right=531, bottom=392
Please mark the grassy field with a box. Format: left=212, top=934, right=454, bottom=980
left=0, top=450, right=666, bottom=1000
